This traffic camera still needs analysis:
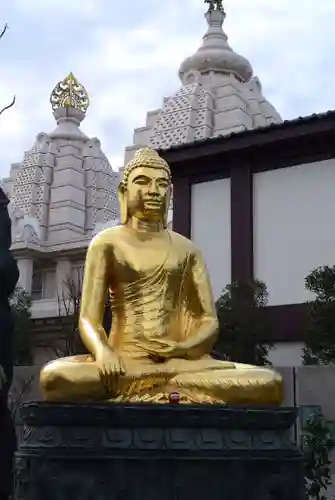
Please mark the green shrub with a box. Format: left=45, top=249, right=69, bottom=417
left=214, top=280, right=272, bottom=366
left=303, top=266, right=335, bottom=365
left=303, top=411, right=335, bottom=500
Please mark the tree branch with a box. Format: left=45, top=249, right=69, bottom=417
left=0, top=94, right=16, bottom=117
left=0, top=23, right=8, bottom=40
left=8, top=374, right=34, bottom=418
left=0, top=23, right=16, bottom=117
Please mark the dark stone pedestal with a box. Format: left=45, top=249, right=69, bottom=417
left=14, top=402, right=305, bottom=500
left=0, top=400, right=16, bottom=500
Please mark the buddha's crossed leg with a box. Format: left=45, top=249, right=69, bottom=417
left=40, top=354, right=180, bottom=402
left=40, top=355, right=283, bottom=405
left=165, top=359, right=283, bottom=405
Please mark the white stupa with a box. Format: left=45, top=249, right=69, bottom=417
left=123, top=2, right=282, bottom=165
left=2, top=73, right=119, bottom=247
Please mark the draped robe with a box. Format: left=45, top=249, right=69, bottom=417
left=41, top=227, right=283, bottom=405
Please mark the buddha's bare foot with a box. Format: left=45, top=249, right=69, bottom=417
left=174, top=391, right=224, bottom=405
left=110, top=388, right=192, bottom=404
left=110, top=389, right=224, bottom=405
left=110, top=392, right=170, bottom=404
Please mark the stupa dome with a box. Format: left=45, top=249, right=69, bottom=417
left=178, top=7, right=253, bottom=85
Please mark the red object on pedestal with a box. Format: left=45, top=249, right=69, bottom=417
left=169, top=392, right=180, bottom=404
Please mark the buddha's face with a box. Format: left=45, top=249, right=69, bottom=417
left=124, top=166, right=171, bottom=221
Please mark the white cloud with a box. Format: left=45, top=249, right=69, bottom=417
left=0, top=0, right=334, bottom=177
left=12, top=0, right=104, bottom=19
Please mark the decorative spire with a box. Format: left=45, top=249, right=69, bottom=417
left=48, top=73, right=89, bottom=140
left=178, top=5, right=253, bottom=84
left=50, top=72, right=90, bottom=113
left=204, top=0, right=224, bottom=12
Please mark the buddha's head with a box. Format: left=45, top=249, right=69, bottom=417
left=118, top=148, right=172, bottom=227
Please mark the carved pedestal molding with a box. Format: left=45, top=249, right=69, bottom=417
left=14, top=403, right=305, bottom=500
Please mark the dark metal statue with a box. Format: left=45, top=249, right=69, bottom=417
left=204, top=0, right=223, bottom=12
left=0, top=186, right=19, bottom=499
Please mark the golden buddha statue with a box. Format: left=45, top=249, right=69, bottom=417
left=40, top=148, right=283, bottom=405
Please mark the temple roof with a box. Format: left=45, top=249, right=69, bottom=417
left=123, top=3, right=282, bottom=161
left=3, top=73, right=119, bottom=247
left=178, top=4, right=253, bottom=84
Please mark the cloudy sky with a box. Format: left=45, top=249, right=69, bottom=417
left=0, top=0, right=334, bottom=178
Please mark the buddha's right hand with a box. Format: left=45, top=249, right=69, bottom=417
left=96, top=345, right=126, bottom=395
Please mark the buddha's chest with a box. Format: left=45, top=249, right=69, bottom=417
left=112, top=236, right=187, bottom=282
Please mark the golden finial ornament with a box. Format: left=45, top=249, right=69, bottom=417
left=50, top=72, right=90, bottom=113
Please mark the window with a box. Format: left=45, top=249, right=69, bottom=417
left=72, top=263, right=84, bottom=290
left=31, top=268, right=43, bottom=300
left=31, top=262, right=56, bottom=300
left=43, top=270, right=56, bottom=299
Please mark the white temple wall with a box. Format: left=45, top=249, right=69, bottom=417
left=268, top=342, right=304, bottom=367
left=52, top=164, right=84, bottom=187
left=48, top=150, right=86, bottom=241
left=10, top=252, right=83, bottom=321
left=50, top=184, right=86, bottom=206
left=55, top=259, right=72, bottom=299
left=124, top=146, right=141, bottom=165
left=133, top=126, right=151, bottom=145
left=14, top=254, right=85, bottom=319
left=145, top=109, right=161, bottom=128
left=214, top=108, right=252, bottom=136
left=48, top=206, right=86, bottom=237
left=254, top=159, right=335, bottom=306
left=31, top=299, right=58, bottom=319
left=31, top=260, right=56, bottom=301
left=43, top=269, right=56, bottom=299
left=17, top=258, right=34, bottom=294
left=191, top=178, right=231, bottom=300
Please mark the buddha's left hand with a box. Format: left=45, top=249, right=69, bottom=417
left=142, top=340, right=186, bottom=359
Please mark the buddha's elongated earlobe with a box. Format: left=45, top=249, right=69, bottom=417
left=163, top=186, right=172, bottom=229
left=118, top=183, right=128, bottom=225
